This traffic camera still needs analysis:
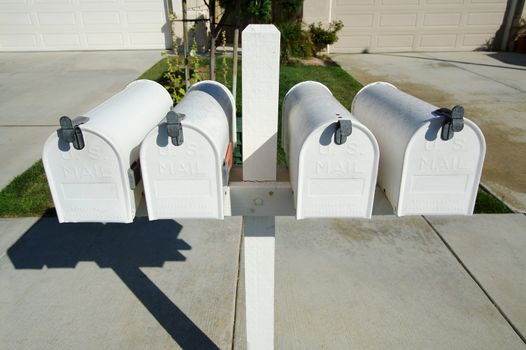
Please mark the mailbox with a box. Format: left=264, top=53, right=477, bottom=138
left=140, top=80, right=235, bottom=220
left=352, top=82, right=486, bottom=216
left=283, top=81, right=379, bottom=219
left=42, top=80, right=173, bottom=223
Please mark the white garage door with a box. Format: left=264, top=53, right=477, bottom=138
left=316, top=0, right=508, bottom=53
left=0, top=0, right=169, bottom=51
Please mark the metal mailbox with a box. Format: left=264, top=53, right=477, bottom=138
left=42, top=80, right=173, bottom=223
left=140, top=80, right=235, bottom=220
left=352, top=82, right=486, bottom=216
left=283, top=81, right=379, bottom=219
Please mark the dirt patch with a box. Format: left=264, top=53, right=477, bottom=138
left=299, top=57, right=338, bottom=66
left=344, top=69, right=456, bottom=106
left=330, top=218, right=441, bottom=255
left=389, top=81, right=455, bottom=107
left=466, top=108, right=526, bottom=212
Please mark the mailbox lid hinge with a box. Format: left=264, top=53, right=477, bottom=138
left=334, top=119, right=352, bottom=145
left=437, top=105, right=464, bottom=141
left=166, top=111, right=185, bottom=146
left=56, top=116, right=89, bottom=150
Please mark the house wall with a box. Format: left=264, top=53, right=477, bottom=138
left=171, top=0, right=210, bottom=53
left=0, top=0, right=209, bottom=51
left=303, top=0, right=510, bottom=53
left=303, top=0, right=331, bottom=25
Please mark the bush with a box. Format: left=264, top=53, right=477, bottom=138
left=219, top=0, right=272, bottom=23
left=278, top=20, right=314, bottom=62
left=309, top=20, right=344, bottom=55
left=274, top=0, right=303, bottom=23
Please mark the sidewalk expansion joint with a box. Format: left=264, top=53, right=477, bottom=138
left=422, top=215, right=526, bottom=344
left=230, top=222, right=244, bottom=350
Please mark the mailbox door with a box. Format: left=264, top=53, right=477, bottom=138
left=296, top=122, right=379, bottom=219
left=141, top=124, right=224, bottom=220
left=43, top=130, right=132, bottom=223
left=399, top=119, right=485, bottom=215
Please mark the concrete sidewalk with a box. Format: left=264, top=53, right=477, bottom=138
left=1, top=214, right=525, bottom=349
left=0, top=217, right=242, bottom=349
left=0, top=50, right=161, bottom=190
left=235, top=215, right=526, bottom=349
left=332, top=52, right=526, bottom=212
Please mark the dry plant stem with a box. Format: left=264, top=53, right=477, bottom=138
left=222, top=30, right=228, bottom=86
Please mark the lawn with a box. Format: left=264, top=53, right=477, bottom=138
left=0, top=160, right=54, bottom=217
left=0, top=57, right=512, bottom=217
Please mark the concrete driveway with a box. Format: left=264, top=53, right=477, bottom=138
left=0, top=50, right=162, bottom=190
left=2, top=214, right=525, bottom=349
left=332, top=52, right=526, bottom=212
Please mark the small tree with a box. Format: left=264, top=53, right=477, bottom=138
left=309, top=20, right=344, bottom=55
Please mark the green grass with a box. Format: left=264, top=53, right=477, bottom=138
left=277, top=61, right=363, bottom=163
left=0, top=160, right=53, bottom=217
left=0, top=57, right=512, bottom=216
left=137, top=57, right=170, bottom=81
left=474, top=187, right=512, bottom=213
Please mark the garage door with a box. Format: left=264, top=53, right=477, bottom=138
left=328, top=0, right=507, bottom=53
left=0, top=0, right=169, bottom=51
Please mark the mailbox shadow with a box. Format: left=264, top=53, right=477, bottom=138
left=7, top=217, right=220, bottom=350
left=156, top=123, right=169, bottom=147
left=319, top=124, right=336, bottom=146
left=425, top=114, right=446, bottom=141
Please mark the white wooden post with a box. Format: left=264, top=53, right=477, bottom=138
left=242, top=24, right=280, bottom=350
left=242, top=25, right=280, bottom=181
left=243, top=216, right=275, bottom=350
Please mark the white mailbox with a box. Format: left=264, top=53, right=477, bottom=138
left=42, top=80, right=173, bottom=223
left=140, top=80, right=235, bottom=220
left=352, top=82, right=486, bottom=216
left=283, top=81, right=379, bottom=219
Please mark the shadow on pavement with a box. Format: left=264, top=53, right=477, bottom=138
left=6, top=216, right=220, bottom=350
left=487, top=52, right=526, bottom=67
left=380, top=53, right=526, bottom=71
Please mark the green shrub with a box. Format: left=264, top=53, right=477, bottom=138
left=309, top=20, right=344, bottom=55
left=278, top=20, right=314, bottom=62
left=161, top=13, right=204, bottom=103
left=278, top=0, right=303, bottom=13
left=247, top=0, right=272, bottom=22
left=219, top=0, right=272, bottom=23
left=274, top=0, right=303, bottom=23
left=162, top=51, right=186, bottom=103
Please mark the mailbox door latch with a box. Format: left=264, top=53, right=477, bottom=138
left=166, top=111, right=185, bottom=146
left=57, top=116, right=89, bottom=150
left=334, top=119, right=353, bottom=145
left=128, top=161, right=141, bottom=190
left=437, top=105, right=464, bottom=141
